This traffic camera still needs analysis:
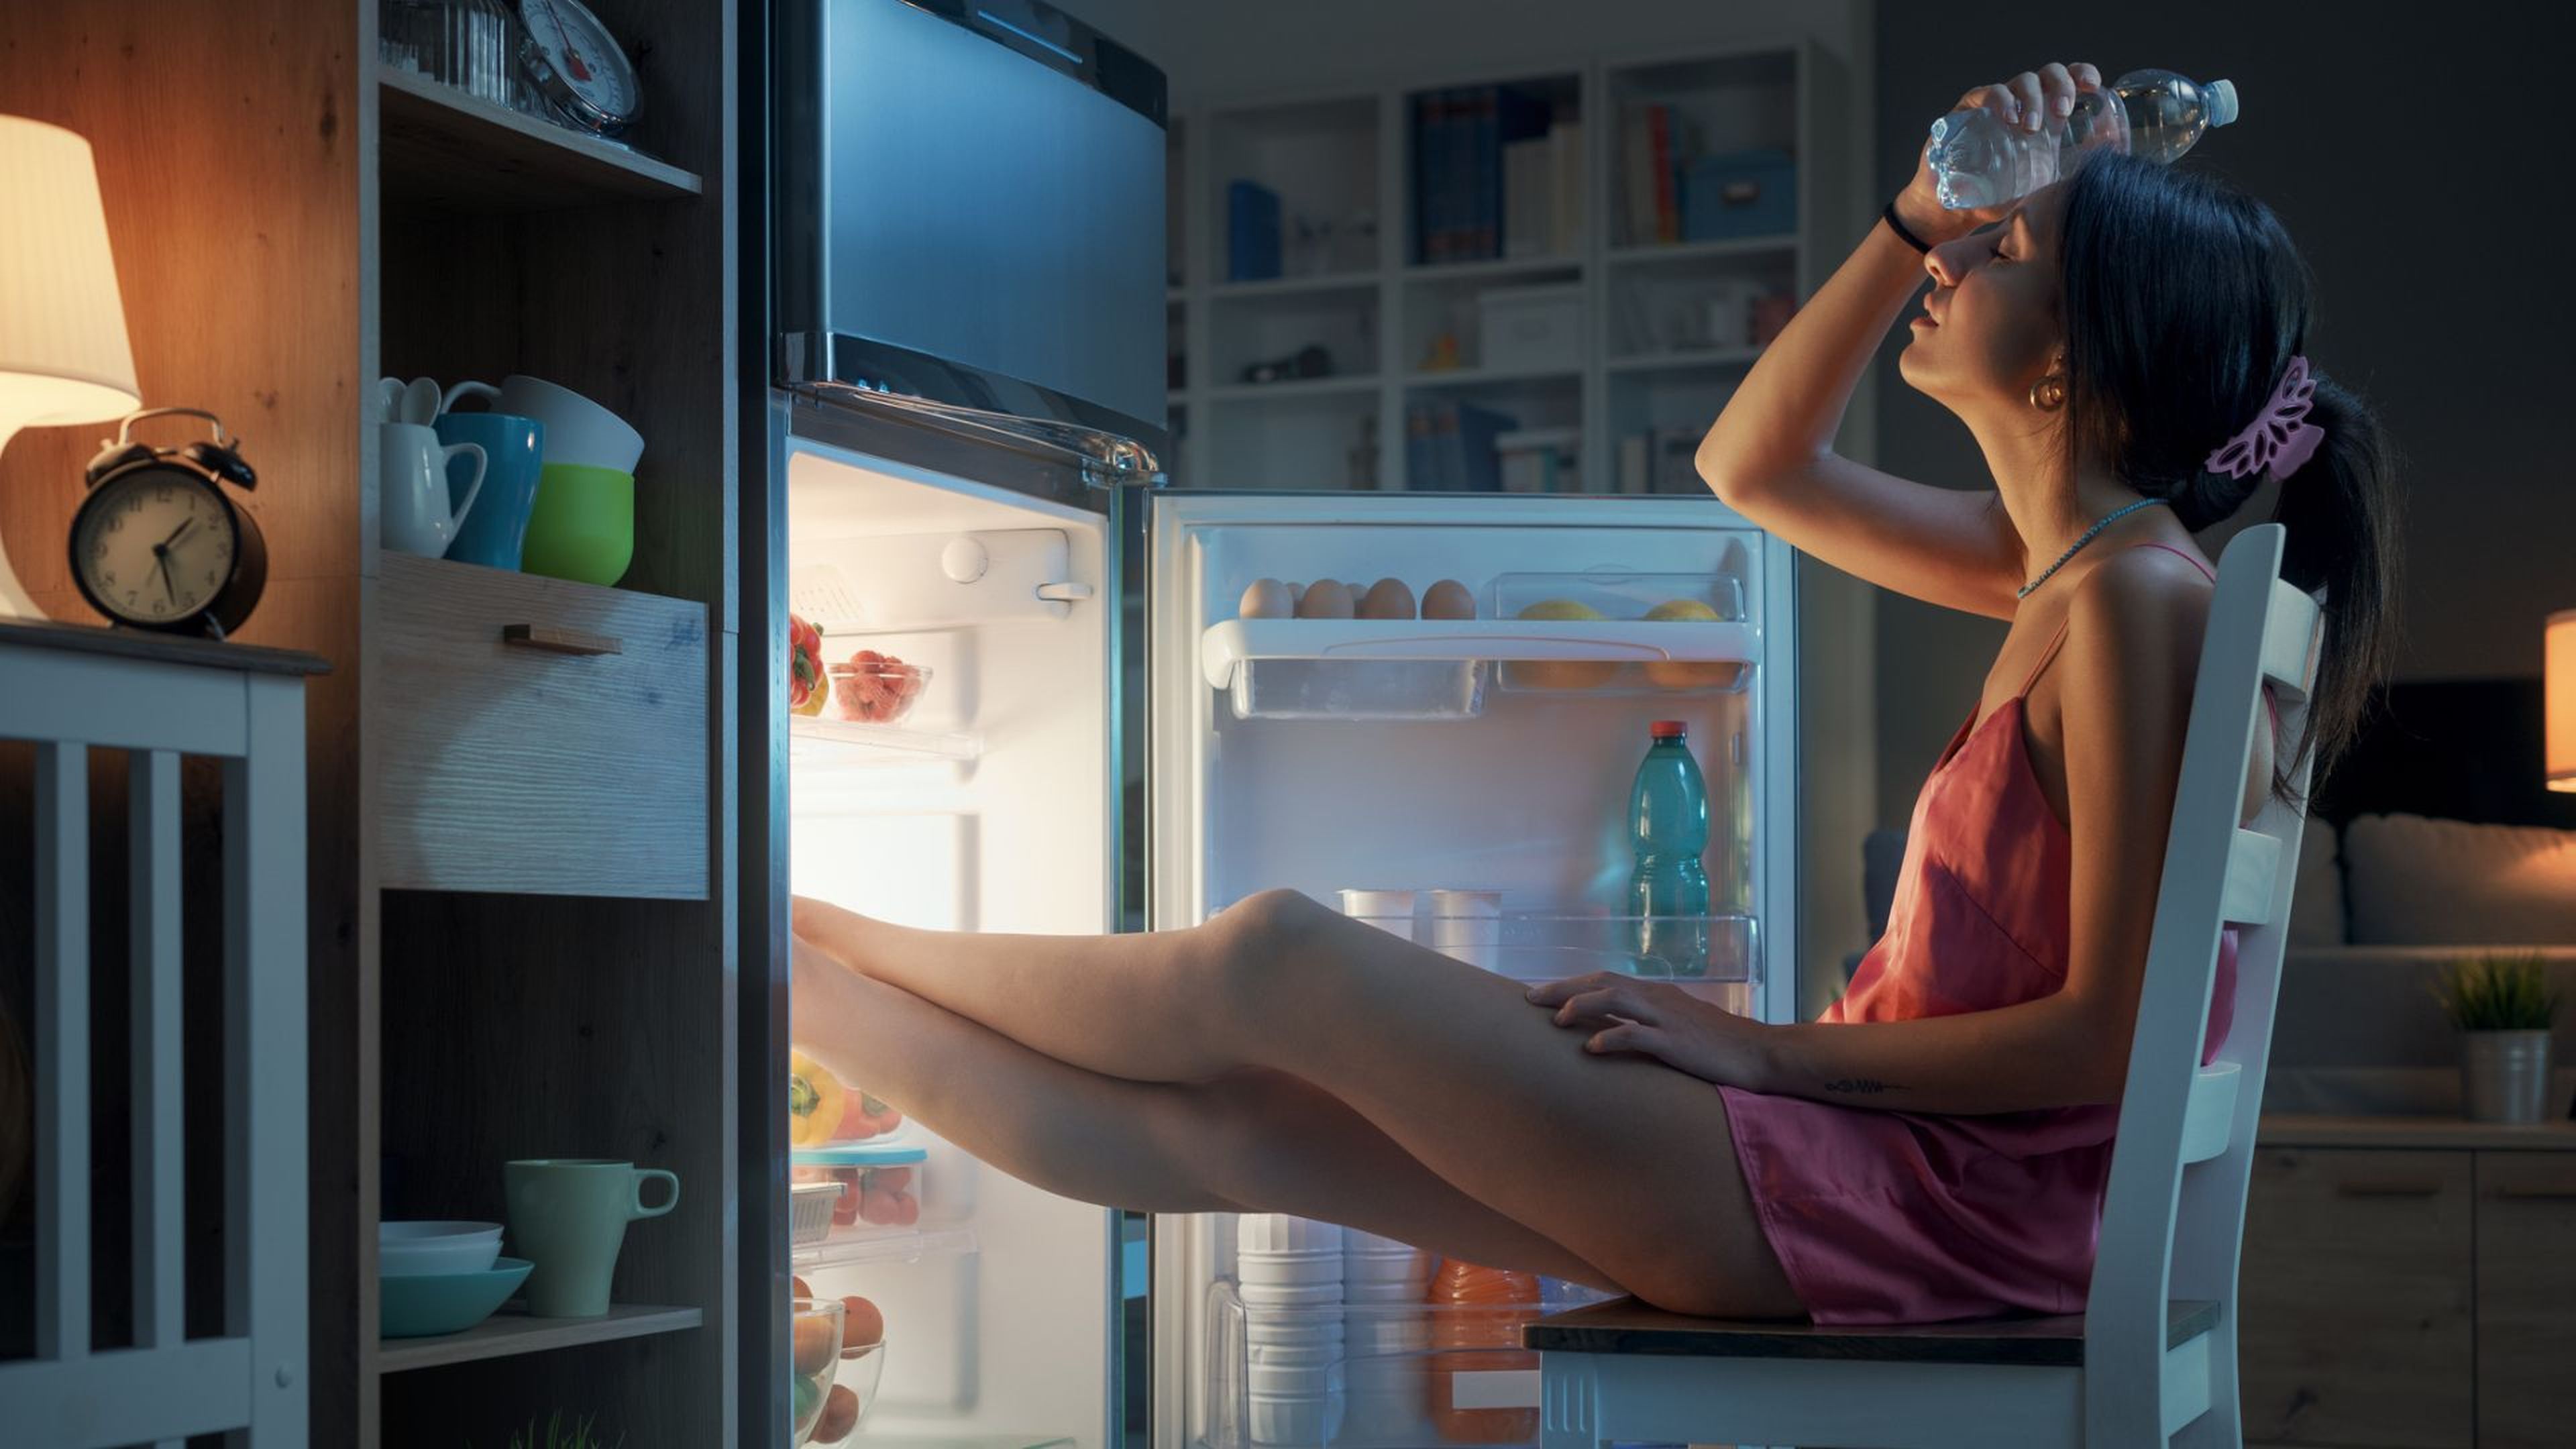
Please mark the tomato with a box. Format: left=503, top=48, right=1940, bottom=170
left=789, top=614, right=828, bottom=716
left=841, top=1295, right=885, bottom=1349
left=815, top=1383, right=861, bottom=1442
left=792, top=1310, right=839, bottom=1376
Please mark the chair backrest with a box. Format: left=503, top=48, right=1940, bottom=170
left=2084, top=524, right=2322, bottom=1438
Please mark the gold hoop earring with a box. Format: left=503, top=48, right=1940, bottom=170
left=2029, top=374, right=2067, bottom=412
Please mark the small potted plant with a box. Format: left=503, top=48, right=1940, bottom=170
left=2435, top=953, right=2560, bottom=1123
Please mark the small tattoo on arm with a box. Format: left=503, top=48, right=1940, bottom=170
left=1823, top=1077, right=1904, bottom=1095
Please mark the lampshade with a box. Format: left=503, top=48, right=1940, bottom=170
left=0, top=115, right=140, bottom=429
left=2550, top=610, right=2575, bottom=792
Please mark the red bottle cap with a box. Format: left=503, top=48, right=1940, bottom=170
left=1650, top=720, right=1687, bottom=739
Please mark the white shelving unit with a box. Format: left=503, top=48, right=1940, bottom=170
left=1166, top=41, right=1847, bottom=495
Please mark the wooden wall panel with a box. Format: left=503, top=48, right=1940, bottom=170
left=0, top=6, right=370, bottom=1442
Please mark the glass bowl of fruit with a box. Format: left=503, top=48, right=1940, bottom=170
left=790, top=1297, right=843, bottom=1444
left=824, top=653, right=929, bottom=725
left=795, top=1290, right=887, bottom=1445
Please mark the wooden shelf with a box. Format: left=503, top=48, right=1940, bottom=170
left=1207, top=271, right=1381, bottom=301
left=1404, top=363, right=1582, bottom=390
left=377, top=1303, right=704, bottom=1374
left=378, top=66, right=702, bottom=212
left=1401, top=254, right=1584, bottom=285
left=2259, top=1114, right=2576, bottom=1152
left=1606, top=347, right=1766, bottom=374
left=1604, top=235, right=1798, bottom=268
left=1203, top=376, right=1380, bottom=402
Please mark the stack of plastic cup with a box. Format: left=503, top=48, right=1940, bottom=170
left=1337, top=889, right=1417, bottom=943
left=1238, top=1214, right=1346, bottom=1446
left=1426, top=889, right=1503, bottom=973
left=1340, top=1229, right=1436, bottom=1442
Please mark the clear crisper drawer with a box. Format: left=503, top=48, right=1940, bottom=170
left=1201, top=1277, right=1609, bottom=1449
left=1230, top=659, right=1487, bottom=722
left=1487, top=568, right=1750, bottom=696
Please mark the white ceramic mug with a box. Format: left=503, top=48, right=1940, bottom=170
left=379, top=422, right=486, bottom=558
left=444, top=374, right=643, bottom=472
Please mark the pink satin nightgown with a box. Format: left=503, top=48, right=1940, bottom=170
left=1718, top=543, right=2235, bottom=1325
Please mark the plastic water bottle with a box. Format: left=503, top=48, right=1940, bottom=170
left=1627, top=721, right=1711, bottom=976
left=1927, top=68, right=2240, bottom=211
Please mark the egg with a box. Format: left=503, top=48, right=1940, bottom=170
left=1358, top=578, right=1417, bottom=619
left=1295, top=579, right=1355, bottom=619
left=1238, top=578, right=1295, bottom=620
left=1420, top=580, right=1477, bottom=620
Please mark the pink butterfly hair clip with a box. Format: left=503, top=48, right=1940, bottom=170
left=2205, top=354, right=2324, bottom=483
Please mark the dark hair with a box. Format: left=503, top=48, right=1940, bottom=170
left=2055, top=150, right=2402, bottom=792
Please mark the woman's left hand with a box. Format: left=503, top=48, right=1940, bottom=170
left=1527, top=973, right=1775, bottom=1088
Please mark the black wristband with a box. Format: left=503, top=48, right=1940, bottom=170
left=1882, top=200, right=1935, bottom=255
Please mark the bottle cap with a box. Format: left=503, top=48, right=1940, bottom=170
left=1650, top=720, right=1687, bottom=740
left=2205, top=79, right=2239, bottom=127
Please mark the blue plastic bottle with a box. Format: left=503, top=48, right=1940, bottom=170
left=1627, top=721, right=1711, bottom=976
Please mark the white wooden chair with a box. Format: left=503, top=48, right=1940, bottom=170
left=0, top=620, right=319, bottom=1447
left=1529, top=522, right=2322, bottom=1448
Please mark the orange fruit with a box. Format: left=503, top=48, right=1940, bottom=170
left=842, top=1295, right=885, bottom=1348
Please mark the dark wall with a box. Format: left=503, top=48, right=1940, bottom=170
left=1869, top=3, right=2576, bottom=822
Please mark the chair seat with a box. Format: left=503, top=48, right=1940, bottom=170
left=1524, top=1297, right=2220, bottom=1368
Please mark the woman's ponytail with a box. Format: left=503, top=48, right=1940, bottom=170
left=2269, top=369, right=2402, bottom=787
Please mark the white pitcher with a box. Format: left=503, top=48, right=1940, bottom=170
left=380, top=422, right=486, bottom=558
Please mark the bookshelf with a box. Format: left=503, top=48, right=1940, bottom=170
left=1165, top=40, right=1851, bottom=496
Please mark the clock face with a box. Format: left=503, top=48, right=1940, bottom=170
left=73, top=468, right=237, bottom=625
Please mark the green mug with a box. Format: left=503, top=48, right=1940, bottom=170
left=519, top=462, right=634, bottom=586
left=503, top=1159, right=680, bottom=1318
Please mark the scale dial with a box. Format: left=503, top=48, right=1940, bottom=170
left=70, top=464, right=250, bottom=630
left=517, top=0, right=641, bottom=136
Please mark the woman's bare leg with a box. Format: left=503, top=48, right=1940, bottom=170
left=793, top=940, right=1613, bottom=1285
left=793, top=894, right=1802, bottom=1318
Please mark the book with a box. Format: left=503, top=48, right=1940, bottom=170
left=1469, top=87, right=1497, bottom=261
left=1226, top=179, right=1281, bottom=281
left=1450, top=402, right=1519, bottom=492
left=1618, top=432, right=1651, bottom=494
left=1446, top=87, right=1477, bottom=263
left=1649, top=104, right=1678, bottom=244
left=1411, top=92, right=1433, bottom=264
left=1622, top=103, right=1660, bottom=246
left=1405, top=403, right=1438, bottom=491
left=1490, top=88, right=1554, bottom=261
left=1502, top=137, right=1551, bottom=258
left=1549, top=120, right=1585, bottom=256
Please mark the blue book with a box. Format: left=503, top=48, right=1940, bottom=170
left=1446, top=89, right=1477, bottom=263
left=1411, top=93, right=1433, bottom=263
left=1227, top=180, right=1281, bottom=281
left=1470, top=87, right=1497, bottom=261
left=1405, top=403, right=1438, bottom=490
left=1491, top=88, right=1554, bottom=260
left=1452, top=402, right=1519, bottom=491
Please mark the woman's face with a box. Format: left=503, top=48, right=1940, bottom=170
left=1899, top=182, right=2067, bottom=415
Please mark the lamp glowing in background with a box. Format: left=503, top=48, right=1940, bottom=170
left=2549, top=609, right=2575, bottom=792
left=0, top=115, right=142, bottom=619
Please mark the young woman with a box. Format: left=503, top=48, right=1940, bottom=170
left=791, top=60, right=2399, bottom=1325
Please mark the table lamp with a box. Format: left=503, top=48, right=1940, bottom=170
left=2549, top=609, right=2574, bottom=792
left=0, top=115, right=142, bottom=620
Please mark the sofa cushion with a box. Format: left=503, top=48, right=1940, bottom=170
left=2288, top=817, right=2346, bottom=947
left=2341, top=813, right=2576, bottom=945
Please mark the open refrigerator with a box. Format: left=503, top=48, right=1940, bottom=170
left=776, top=398, right=1801, bottom=1449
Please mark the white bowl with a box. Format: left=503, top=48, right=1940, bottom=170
left=378, top=1220, right=503, bottom=1276
left=1238, top=1254, right=1346, bottom=1288
left=1238, top=1280, right=1344, bottom=1309
left=1238, top=1214, right=1344, bottom=1255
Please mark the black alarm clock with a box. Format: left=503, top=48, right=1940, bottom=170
left=68, top=407, right=268, bottom=639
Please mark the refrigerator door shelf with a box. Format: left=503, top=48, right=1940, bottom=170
left=793, top=1226, right=980, bottom=1274
left=791, top=716, right=985, bottom=770
left=1230, top=659, right=1485, bottom=723
left=1199, top=619, right=1761, bottom=690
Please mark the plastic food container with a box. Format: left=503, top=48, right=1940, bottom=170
left=1487, top=568, right=1752, bottom=694
left=792, top=1140, right=930, bottom=1236
left=790, top=1180, right=847, bottom=1246
left=1336, top=890, right=1417, bottom=944
left=825, top=658, right=930, bottom=724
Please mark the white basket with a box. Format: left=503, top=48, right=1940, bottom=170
left=790, top=1180, right=846, bottom=1246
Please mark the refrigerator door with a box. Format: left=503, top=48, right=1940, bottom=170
left=782, top=396, right=1146, bottom=1449
left=775, top=0, right=1170, bottom=466
left=1135, top=490, right=1799, bottom=1449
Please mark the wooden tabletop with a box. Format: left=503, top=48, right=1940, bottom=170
left=0, top=616, right=329, bottom=677
left=1523, top=1296, right=2220, bottom=1366
left=2257, top=1112, right=2576, bottom=1151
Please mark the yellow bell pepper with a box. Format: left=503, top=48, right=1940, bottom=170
left=789, top=1049, right=847, bottom=1146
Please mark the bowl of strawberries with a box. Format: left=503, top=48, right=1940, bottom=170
left=824, top=651, right=928, bottom=725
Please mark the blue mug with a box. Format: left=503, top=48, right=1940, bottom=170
left=434, top=411, right=546, bottom=570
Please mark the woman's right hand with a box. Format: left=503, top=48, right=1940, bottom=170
left=1893, top=61, right=2104, bottom=244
